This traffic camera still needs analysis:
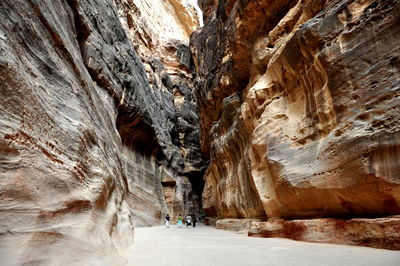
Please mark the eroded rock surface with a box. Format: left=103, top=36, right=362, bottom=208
left=0, top=0, right=137, bottom=263
left=0, top=0, right=202, bottom=264
left=114, top=0, right=205, bottom=223
left=248, top=216, right=400, bottom=250
left=216, top=218, right=260, bottom=232
left=192, top=0, right=400, bottom=248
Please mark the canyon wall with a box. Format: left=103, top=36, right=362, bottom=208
left=113, top=0, right=205, bottom=224
left=192, top=0, right=400, bottom=247
left=0, top=0, right=202, bottom=264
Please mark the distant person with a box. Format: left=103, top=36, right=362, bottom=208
left=192, top=215, right=197, bottom=228
left=177, top=214, right=183, bottom=228
left=165, top=214, right=170, bottom=228
left=186, top=215, right=192, bottom=227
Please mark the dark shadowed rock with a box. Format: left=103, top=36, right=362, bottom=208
left=114, top=0, right=206, bottom=223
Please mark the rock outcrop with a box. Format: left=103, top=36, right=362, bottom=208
left=0, top=0, right=202, bottom=264
left=114, top=0, right=205, bottom=224
left=191, top=0, right=400, bottom=248
left=248, top=216, right=400, bottom=250
left=216, top=218, right=260, bottom=232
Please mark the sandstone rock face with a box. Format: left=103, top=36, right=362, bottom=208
left=248, top=216, right=400, bottom=250
left=114, top=0, right=205, bottom=223
left=191, top=0, right=400, bottom=246
left=0, top=0, right=135, bottom=263
left=0, top=0, right=202, bottom=264
left=216, top=218, right=260, bottom=232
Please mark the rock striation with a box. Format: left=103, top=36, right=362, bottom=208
left=0, top=0, right=202, bottom=264
left=191, top=0, right=400, bottom=248
left=114, top=0, right=205, bottom=224
left=216, top=218, right=260, bottom=232
left=248, top=216, right=400, bottom=250
left=0, top=0, right=136, bottom=263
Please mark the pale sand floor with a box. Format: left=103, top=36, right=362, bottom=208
left=122, top=224, right=400, bottom=266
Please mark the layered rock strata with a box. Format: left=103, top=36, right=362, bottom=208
left=248, top=216, right=400, bottom=250
left=192, top=0, right=400, bottom=248
left=216, top=218, right=260, bottom=232
left=114, top=0, right=205, bottom=223
left=0, top=0, right=202, bottom=264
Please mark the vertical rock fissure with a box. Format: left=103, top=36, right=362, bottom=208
left=110, top=0, right=207, bottom=224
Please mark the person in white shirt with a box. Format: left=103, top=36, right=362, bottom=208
left=186, top=215, right=192, bottom=227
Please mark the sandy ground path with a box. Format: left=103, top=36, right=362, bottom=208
left=121, top=224, right=400, bottom=266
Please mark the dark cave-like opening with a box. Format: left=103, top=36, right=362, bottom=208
left=187, top=170, right=206, bottom=216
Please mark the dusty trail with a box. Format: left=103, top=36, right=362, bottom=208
left=121, top=224, right=400, bottom=266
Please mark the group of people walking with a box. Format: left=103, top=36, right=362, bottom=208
left=165, top=214, right=197, bottom=228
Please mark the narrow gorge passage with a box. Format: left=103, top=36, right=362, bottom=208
left=0, top=0, right=400, bottom=265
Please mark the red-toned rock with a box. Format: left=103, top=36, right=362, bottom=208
left=192, top=0, right=400, bottom=219
left=0, top=0, right=138, bottom=263
left=248, top=217, right=400, bottom=250
left=216, top=218, right=261, bottom=232
left=0, top=0, right=202, bottom=264
left=191, top=0, right=400, bottom=249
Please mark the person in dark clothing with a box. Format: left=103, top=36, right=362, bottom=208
left=192, top=215, right=197, bottom=228
left=165, top=214, right=170, bottom=228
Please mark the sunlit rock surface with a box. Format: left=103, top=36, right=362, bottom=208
left=0, top=0, right=202, bottom=264
left=191, top=0, right=400, bottom=248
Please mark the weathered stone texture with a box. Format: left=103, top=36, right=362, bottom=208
left=192, top=0, right=400, bottom=248
left=248, top=216, right=400, bottom=250
left=0, top=0, right=202, bottom=264
left=216, top=218, right=261, bottom=232
left=0, top=0, right=137, bottom=263
left=114, top=0, right=205, bottom=223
